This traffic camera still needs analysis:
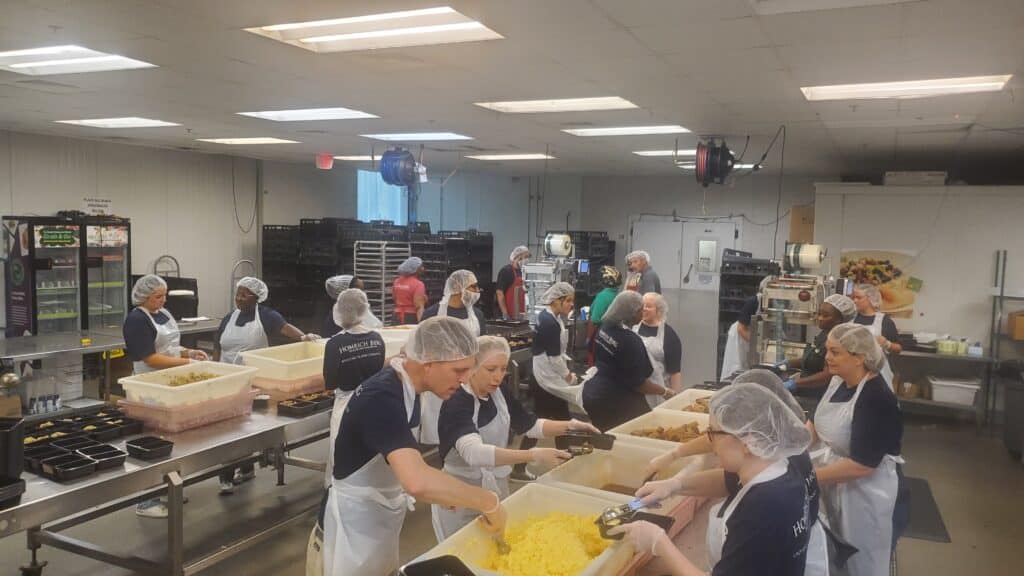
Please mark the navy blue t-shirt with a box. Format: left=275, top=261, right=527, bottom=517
left=323, top=331, right=387, bottom=392
left=819, top=374, right=903, bottom=467
left=853, top=313, right=899, bottom=344
left=438, top=383, right=538, bottom=462
left=738, top=296, right=760, bottom=327
left=532, top=309, right=562, bottom=357
left=215, top=306, right=287, bottom=346
left=714, top=456, right=814, bottom=576
left=123, top=307, right=173, bottom=361
left=322, top=314, right=342, bottom=339
left=333, top=367, right=421, bottom=480
left=421, top=303, right=487, bottom=335
left=591, top=323, right=654, bottom=395
left=636, top=323, right=682, bottom=375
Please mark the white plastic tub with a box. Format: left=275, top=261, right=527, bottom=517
left=609, top=410, right=710, bottom=452
left=419, top=483, right=634, bottom=576
left=119, top=361, right=256, bottom=407
left=927, top=376, right=980, bottom=406
left=239, top=341, right=327, bottom=380
left=655, top=388, right=714, bottom=415
left=377, top=327, right=413, bottom=357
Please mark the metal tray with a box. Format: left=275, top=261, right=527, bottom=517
left=126, top=436, right=173, bottom=460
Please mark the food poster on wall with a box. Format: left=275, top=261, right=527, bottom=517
left=840, top=249, right=923, bottom=319
left=5, top=221, right=34, bottom=336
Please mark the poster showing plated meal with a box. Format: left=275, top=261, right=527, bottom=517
left=839, top=250, right=920, bottom=318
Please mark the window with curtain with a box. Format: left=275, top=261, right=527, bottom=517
left=357, top=169, right=407, bottom=223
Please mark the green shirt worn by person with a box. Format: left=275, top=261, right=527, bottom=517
left=589, top=287, right=618, bottom=323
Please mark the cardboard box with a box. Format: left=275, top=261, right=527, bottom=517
left=0, top=395, right=21, bottom=418
left=1008, top=311, right=1024, bottom=341
left=789, top=203, right=815, bottom=243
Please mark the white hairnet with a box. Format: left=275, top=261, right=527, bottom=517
left=824, top=294, right=857, bottom=322
left=602, top=291, right=643, bottom=325
left=397, top=257, right=423, bottom=277
left=626, top=250, right=650, bottom=264
left=830, top=323, right=887, bottom=373
left=333, top=288, right=369, bottom=329
left=857, top=284, right=883, bottom=310
left=643, top=292, right=668, bottom=319
left=510, top=245, right=530, bottom=262
left=541, top=282, right=575, bottom=305
left=236, top=276, right=268, bottom=303
left=475, top=336, right=511, bottom=367
left=405, top=316, right=479, bottom=363
left=709, top=382, right=811, bottom=460
left=443, top=269, right=477, bottom=297
left=732, top=369, right=806, bottom=423
left=132, top=274, right=167, bottom=306
left=325, top=275, right=354, bottom=300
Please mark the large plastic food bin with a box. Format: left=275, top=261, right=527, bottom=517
left=420, top=482, right=635, bottom=576
left=926, top=375, right=981, bottom=406
left=239, top=341, right=327, bottom=380
left=118, top=389, right=257, bottom=433
left=378, top=327, right=413, bottom=357
left=609, top=410, right=710, bottom=453
left=654, top=388, right=714, bottom=414
left=119, top=361, right=256, bottom=407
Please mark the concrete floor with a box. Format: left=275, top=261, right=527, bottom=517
left=1, top=416, right=1020, bottom=576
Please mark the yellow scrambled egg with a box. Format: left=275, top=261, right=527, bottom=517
left=482, top=512, right=610, bottom=576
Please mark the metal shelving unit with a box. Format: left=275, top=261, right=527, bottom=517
left=354, top=241, right=411, bottom=325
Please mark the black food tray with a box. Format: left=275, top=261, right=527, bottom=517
left=277, top=399, right=317, bottom=418
left=0, top=476, right=26, bottom=508
left=313, top=396, right=335, bottom=412
left=24, top=445, right=68, bottom=474
left=76, top=445, right=127, bottom=470
left=113, top=418, right=144, bottom=436
left=51, top=437, right=104, bottom=452
left=126, top=436, right=173, bottom=460
left=39, top=454, right=97, bottom=482
left=84, top=423, right=122, bottom=441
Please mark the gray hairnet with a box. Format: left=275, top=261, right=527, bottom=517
left=443, top=269, right=477, bottom=297
left=856, top=284, right=883, bottom=310
left=325, top=275, right=353, bottom=300
left=830, top=323, right=887, bottom=373
left=732, top=369, right=806, bottom=423
left=510, top=245, right=530, bottom=262
left=709, top=382, right=811, bottom=460
left=333, top=288, right=369, bottom=329
left=626, top=250, right=650, bottom=264
left=397, top=257, right=423, bottom=277
left=132, top=274, right=167, bottom=306
left=643, top=292, right=668, bottom=320
left=475, top=335, right=511, bottom=367
left=236, top=276, right=268, bottom=303
left=602, top=291, right=643, bottom=325
left=406, top=316, right=479, bottom=363
left=541, top=282, right=575, bottom=305
left=824, top=294, right=857, bottom=322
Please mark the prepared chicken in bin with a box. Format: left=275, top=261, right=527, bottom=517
left=164, top=372, right=217, bottom=387
left=682, top=397, right=710, bottom=413
left=630, top=422, right=703, bottom=442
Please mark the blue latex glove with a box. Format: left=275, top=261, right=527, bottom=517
left=783, top=379, right=797, bottom=392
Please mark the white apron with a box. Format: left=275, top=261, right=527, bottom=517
left=814, top=375, right=902, bottom=576
left=132, top=307, right=183, bottom=374
left=323, top=358, right=419, bottom=576
left=854, top=315, right=895, bottom=390
left=419, top=302, right=480, bottom=445
left=325, top=324, right=371, bottom=489
left=533, top=310, right=585, bottom=409
left=634, top=321, right=668, bottom=408
left=219, top=305, right=268, bottom=365
left=720, top=321, right=749, bottom=380
left=430, top=384, right=512, bottom=542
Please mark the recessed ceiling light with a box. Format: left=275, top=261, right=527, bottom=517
left=55, top=117, right=180, bottom=128
left=563, top=125, right=690, bottom=137
left=633, top=149, right=697, bottom=157
left=238, top=107, right=378, bottom=122
left=360, top=132, right=472, bottom=141
left=801, top=75, right=1013, bottom=101
left=474, top=97, right=637, bottom=114
left=0, top=44, right=156, bottom=76
left=196, top=137, right=300, bottom=145
left=246, top=6, right=502, bottom=53
left=466, top=153, right=556, bottom=161
left=678, top=163, right=755, bottom=170
left=334, top=155, right=379, bottom=161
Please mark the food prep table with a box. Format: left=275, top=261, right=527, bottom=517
left=0, top=406, right=330, bottom=576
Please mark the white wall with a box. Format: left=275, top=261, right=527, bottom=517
left=262, top=160, right=355, bottom=226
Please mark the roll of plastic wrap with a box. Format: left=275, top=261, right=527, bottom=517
left=544, top=234, right=573, bottom=257
left=785, top=243, right=825, bottom=270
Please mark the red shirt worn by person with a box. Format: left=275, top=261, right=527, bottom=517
left=392, top=276, right=426, bottom=316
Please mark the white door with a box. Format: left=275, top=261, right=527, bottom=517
left=630, top=221, right=682, bottom=289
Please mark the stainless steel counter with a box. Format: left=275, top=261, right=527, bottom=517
left=0, top=331, right=125, bottom=363
left=176, top=319, right=223, bottom=336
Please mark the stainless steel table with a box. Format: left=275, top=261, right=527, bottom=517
left=176, top=319, right=222, bottom=337
left=1, top=408, right=330, bottom=576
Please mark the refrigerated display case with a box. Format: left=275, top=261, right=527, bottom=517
left=84, top=217, right=131, bottom=330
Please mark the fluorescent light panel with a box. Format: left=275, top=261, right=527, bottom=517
left=466, top=153, right=555, bottom=161
left=361, top=132, right=471, bottom=141
left=196, top=137, right=299, bottom=145
left=246, top=6, right=502, bottom=53
left=633, top=149, right=697, bottom=157
left=801, top=75, right=1012, bottom=101
left=238, top=107, right=377, bottom=121
left=334, top=155, right=379, bottom=161
left=678, top=163, right=755, bottom=170
left=474, top=97, right=637, bottom=114
left=56, top=117, right=179, bottom=128
left=0, top=44, right=156, bottom=76
left=563, top=125, right=690, bottom=137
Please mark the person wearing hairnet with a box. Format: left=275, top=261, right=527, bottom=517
left=635, top=292, right=684, bottom=408
left=782, top=294, right=856, bottom=401
left=432, top=336, right=598, bottom=540
left=123, top=274, right=209, bottom=518
left=323, top=317, right=507, bottom=576
left=586, top=265, right=623, bottom=366
left=215, top=277, right=315, bottom=493
left=496, top=245, right=530, bottom=320
left=518, top=281, right=579, bottom=481
left=851, top=283, right=900, bottom=388
left=582, top=291, right=675, bottom=430
left=809, top=324, right=903, bottom=576
left=419, top=269, right=487, bottom=444
left=615, top=384, right=815, bottom=576
left=392, top=256, right=427, bottom=324
left=625, top=250, right=661, bottom=294
left=322, top=275, right=383, bottom=336
left=639, top=369, right=828, bottom=576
